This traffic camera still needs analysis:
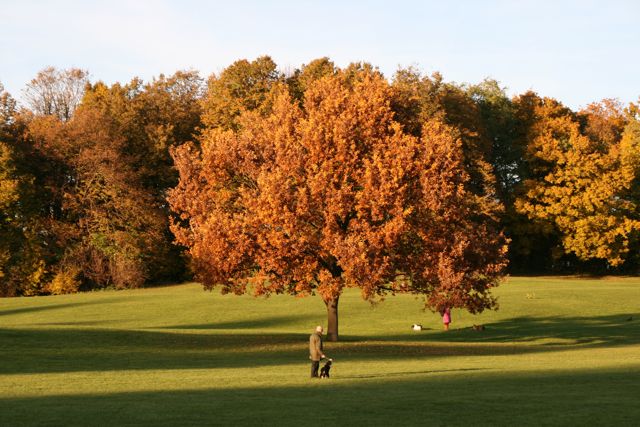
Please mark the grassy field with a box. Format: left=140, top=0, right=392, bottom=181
left=1, top=276, right=639, bottom=426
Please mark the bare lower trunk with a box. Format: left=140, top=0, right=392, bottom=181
left=324, top=296, right=339, bottom=342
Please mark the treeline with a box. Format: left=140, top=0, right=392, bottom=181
left=1, top=57, right=639, bottom=297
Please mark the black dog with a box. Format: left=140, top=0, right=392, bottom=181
left=319, top=358, right=333, bottom=378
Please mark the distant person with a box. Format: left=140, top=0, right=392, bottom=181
left=309, top=325, right=325, bottom=378
left=441, top=306, right=451, bottom=331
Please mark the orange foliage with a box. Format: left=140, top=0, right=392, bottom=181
left=169, top=69, right=508, bottom=339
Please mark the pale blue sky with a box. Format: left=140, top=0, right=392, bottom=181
left=1, top=0, right=638, bottom=109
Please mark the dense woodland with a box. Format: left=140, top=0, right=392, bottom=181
left=2, top=56, right=640, bottom=301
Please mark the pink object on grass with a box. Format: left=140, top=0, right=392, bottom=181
left=442, top=308, right=451, bottom=324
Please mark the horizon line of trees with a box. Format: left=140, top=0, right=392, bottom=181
left=2, top=56, right=640, bottom=300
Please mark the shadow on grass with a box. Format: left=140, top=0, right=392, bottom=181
left=403, top=312, right=640, bottom=347
left=161, top=314, right=312, bottom=330
left=0, top=327, right=308, bottom=374
left=0, top=299, right=121, bottom=318
left=336, top=367, right=484, bottom=380
left=2, top=312, right=639, bottom=375
left=1, top=368, right=638, bottom=426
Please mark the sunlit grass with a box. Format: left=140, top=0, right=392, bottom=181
left=1, top=277, right=639, bottom=426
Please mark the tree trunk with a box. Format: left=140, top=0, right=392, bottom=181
left=324, top=296, right=339, bottom=342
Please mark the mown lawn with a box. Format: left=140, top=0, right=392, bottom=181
left=1, top=277, right=639, bottom=426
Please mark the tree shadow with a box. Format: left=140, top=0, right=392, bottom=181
left=421, top=313, right=639, bottom=347
left=0, top=327, right=309, bottom=375
left=1, top=368, right=638, bottom=426
left=336, top=367, right=485, bottom=380
left=1, top=313, right=638, bottom=376
left=346, top=312, right=640, bottom=348
left=0, top=324, right=547, bottom=376
left=0, top=299, right=120, bottom=317
left=160, top=314, right=312, bottom=330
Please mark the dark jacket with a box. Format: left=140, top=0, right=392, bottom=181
left=309, top=332, right=324, bottom=361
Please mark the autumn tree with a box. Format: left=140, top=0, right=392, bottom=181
left=1, top=87, right=26, bottom=295
left=82, top=71, right=203, bottom=191
left=26, top=106, right=168, bottom=290
left=287, top=57, right=337, bottom=102
left=201, top=56, right=282, bottom=130
left=2, top=67, right=204, bottom=295
left=391, top=68, right=497, bottom=200
left=578, top=99, right=627, bottom=147
left=515, top=97, right=640, bottom=267
left=80, top=71, right=204, bottom=281
left=23, top=67, right=89, bottom=121
left=169, top=69, right=508, bottom=341
left=0, top=140, right=45, bottom=296
left=0, top=84, right=51, bottom=296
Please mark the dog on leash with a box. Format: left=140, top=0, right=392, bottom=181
left=319, top=358, right=333, bottom=378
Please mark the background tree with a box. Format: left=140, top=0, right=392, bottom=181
left=201, top=56, right=282, bottom=131
left=23, top=67, right=89, bottom=122
left=80, top=71, right=204, bottom=282
left=578, top=99, right=627, bottom=147
left=515, top=97, right=640, bottom=267
left=82, top=71, right=203, bottom=191
left=466, top=79, right=523, bottom=205
left=0, top=84, right=51, bottom=296
left=0, top=140, right=47, bottom=296
left=169, top=68, right=508, bottom=341
left=26, top=106, right=168, bottom=290
left=287, top=57, right=337, bottom=102
left=3, top=68, right=204, bottom=294
left=5, top=56, right=639, bottom=297
left=391, top=68, right=499, bottom=213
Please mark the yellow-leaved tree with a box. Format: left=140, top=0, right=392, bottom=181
left=516, top=98, right=640, bottom=266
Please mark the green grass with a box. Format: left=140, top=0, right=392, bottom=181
left=1, top=276, right=639, bottom=426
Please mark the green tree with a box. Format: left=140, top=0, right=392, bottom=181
left=466, top=79, right=524, bottom=204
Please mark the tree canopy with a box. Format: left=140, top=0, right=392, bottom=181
left=169, top=68, right=508, bottom=340
left=516, top=98, right=640, bottom=266
left=1, top=57, right=640, bottom=312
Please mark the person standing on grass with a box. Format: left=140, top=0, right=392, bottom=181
left=309, top=325, right=325, bottom=378
left=441, top=306, right=451, bottom=331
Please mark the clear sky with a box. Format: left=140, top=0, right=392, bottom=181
left=1, top=0, right=638, bottom=109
